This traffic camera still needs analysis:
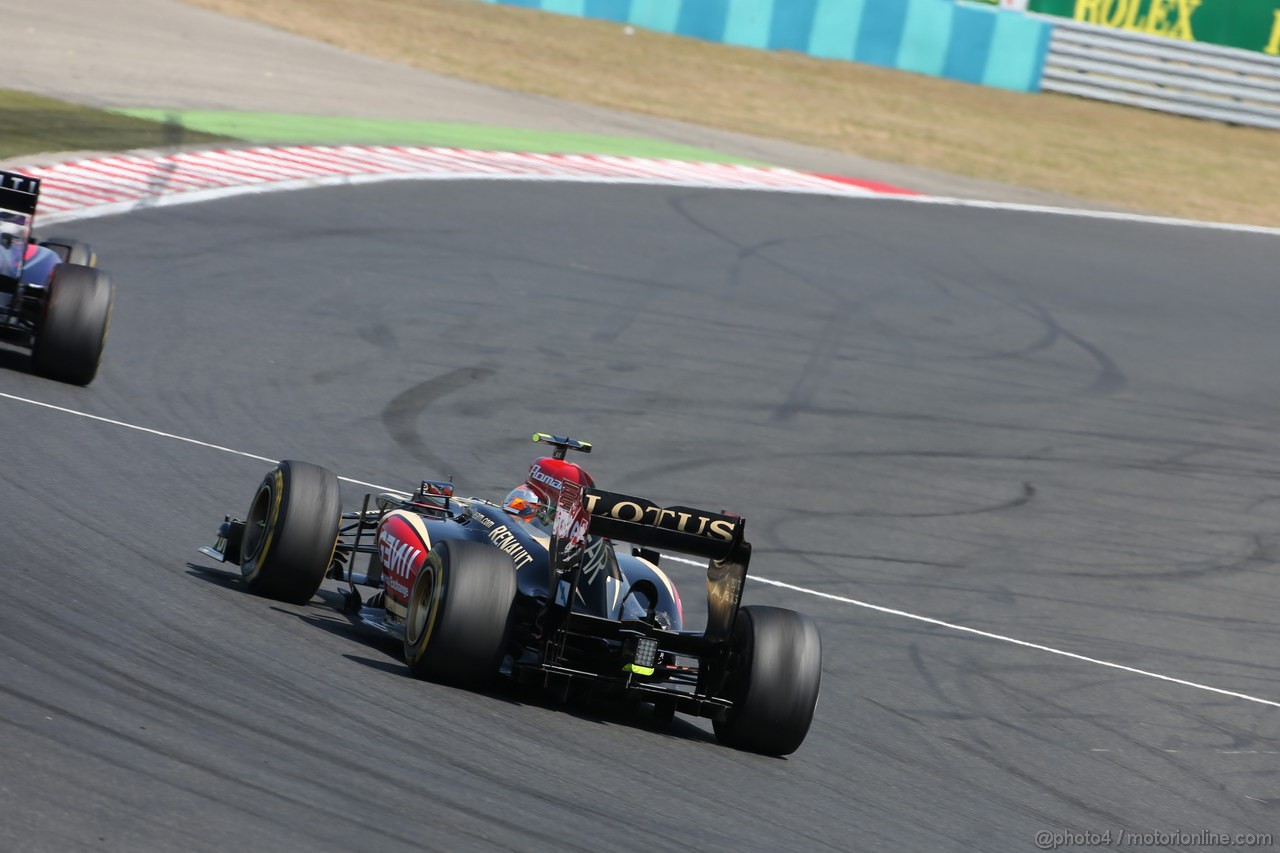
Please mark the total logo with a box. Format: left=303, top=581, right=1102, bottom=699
left=529, top=465, right=564, bottom=492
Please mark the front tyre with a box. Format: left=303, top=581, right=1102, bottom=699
left=31, top=264, right=113, bottom=386
left=713, top=606, right=822, bottom=756
left=404, top=540, right=516, bottom=686
left=240, top=460, right=341, bottom=604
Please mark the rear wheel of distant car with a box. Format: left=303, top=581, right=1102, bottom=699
left=240, top=460, right=341, bottom=604
left=713, top=605, right=822, bottom=756
left=404, top=539, right=516, bottom=686
left=39, top=237, right=97, bottom=267
left=31, top=264, right=113, bottom=386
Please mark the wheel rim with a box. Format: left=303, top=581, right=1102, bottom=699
left=407, top=566, right=435, bottom=646
left=242, top=483, right=272, bottom=563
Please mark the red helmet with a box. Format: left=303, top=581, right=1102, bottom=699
left=524, top=456, right=594, bottom=506
left=504, top=456, right=595, bottom=522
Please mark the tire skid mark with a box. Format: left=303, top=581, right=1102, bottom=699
left=782, top=481, right=1037, bottom=520
left=380, top=365, right=495, bottom=468
left=667, top=193, right=886, bottom=422
left=883, top=648, right=1252, bottom=826
left=962, top=670, right=1256, bottom=826
left=770, top=307, right=853, bottom=423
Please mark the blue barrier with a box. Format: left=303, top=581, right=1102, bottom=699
left=476, top=0, right=1052, bottom=92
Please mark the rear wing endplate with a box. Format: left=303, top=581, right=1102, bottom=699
left=0, top=172, right=40, bottom=286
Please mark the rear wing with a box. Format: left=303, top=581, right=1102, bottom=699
left=583, top=489, right=744, bottom=561
left=581, top=488, right=751, bottom=644
left=0, top=171, right=39, bottom=285
left=0, top=171, right=40, bottom=217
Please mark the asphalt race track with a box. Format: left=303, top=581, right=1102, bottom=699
left=2, top=182, right=1279, bottom=851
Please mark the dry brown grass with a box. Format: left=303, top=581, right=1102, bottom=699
left=186, top=0, right=1280, bottom=225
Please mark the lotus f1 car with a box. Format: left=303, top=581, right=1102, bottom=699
left=0, top=170, right=113, bottom=385
left=200, top=434, right=822, bottom=755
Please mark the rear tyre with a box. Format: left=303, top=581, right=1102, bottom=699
left=31, top=264, right=113, bottom=386
left=404, top=540, right=516, bottom=686
left=240, top=460, right=341, bottom=604
left=39, top=237, right=97, bottom=267
left=712, top=606, right=822, bottom=756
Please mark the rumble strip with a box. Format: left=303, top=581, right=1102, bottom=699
left=23, top=145, right=916, bottom=224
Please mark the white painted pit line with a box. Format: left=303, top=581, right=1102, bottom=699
left=3, top=388, right=1278, bottom=711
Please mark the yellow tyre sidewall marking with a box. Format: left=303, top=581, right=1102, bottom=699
left=407, top=549, right=446, bottom=665
left=243, top=469, right=283, bottom=583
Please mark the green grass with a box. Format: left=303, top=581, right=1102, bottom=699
left=0, top=90, right=233, bottom=160
left=111, top=109, right=762, bottom=162
left=0, top=89, right=762, bottom=166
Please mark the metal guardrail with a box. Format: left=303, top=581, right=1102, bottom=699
left=1039, top=18, right=1280, bottom=130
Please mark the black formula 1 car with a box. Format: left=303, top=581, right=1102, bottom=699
left=200, top=433, right=822, bottom=755
left=0, top=170, right=113, bottom=385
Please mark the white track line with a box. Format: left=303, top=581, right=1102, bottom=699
left=664, top=552, right=1280, bottom=709
left=0, top=391, right=401, bottom=493
left=4, top=389, right=1278, bottom=709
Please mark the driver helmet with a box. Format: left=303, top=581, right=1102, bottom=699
left=503, top=457, right=595, bottom=524
left=503, top=484, right=542, bottom=521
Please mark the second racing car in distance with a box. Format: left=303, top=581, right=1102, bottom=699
left=200, top=433, right=823, bottom=756
left=0, top=170, right=113, bottom=385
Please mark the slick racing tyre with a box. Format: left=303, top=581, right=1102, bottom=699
left=39, top=237, right=97, bottom=267
left=404, top=539, right=516, bottom=686
left=31, top=264, right=113, bottom=386
left=240, top=460, right=341, bottom=604
left=713, top=606, right=822, bottom=756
